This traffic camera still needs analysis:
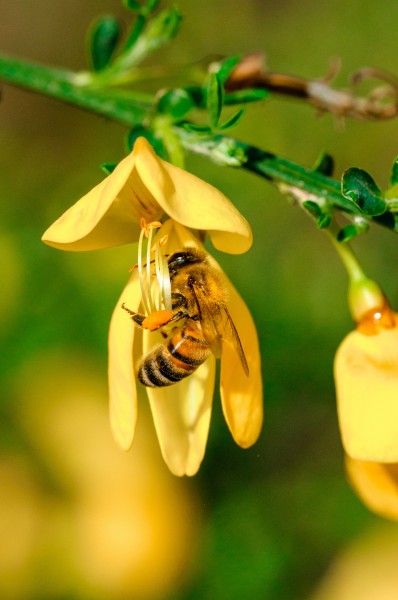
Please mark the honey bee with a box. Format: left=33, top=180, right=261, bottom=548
left=122, top=248, right=249, bottom=387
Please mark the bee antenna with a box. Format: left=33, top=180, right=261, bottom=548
left=121, top=302, right=134, bottom=316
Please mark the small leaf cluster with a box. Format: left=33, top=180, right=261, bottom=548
left=85, top=5, right=270, bottom=161
left=337, top=158, right=398, bottom=240
left=299, top=152, right=398, bottom=241
left=87, top=1, right=181, bottom=81
left=181, top=56, right=267, bottom=135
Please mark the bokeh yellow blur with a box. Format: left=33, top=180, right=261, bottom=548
left=0, top=352, right=199, bottom=600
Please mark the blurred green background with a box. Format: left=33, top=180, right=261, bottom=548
left=2, top=1, right=398, bottom=599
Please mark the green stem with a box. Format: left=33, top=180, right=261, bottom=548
left=84, top=62, right=205, bottom=89
left=0, top=54, right=153, bottom=125
left=1, top=53, right=397, bottom=233
left=324, top=227, right=386, bottom=321
left=175, top=129, right=354, bottom=212
left=325, top=229, right=366, bottom=283
left=174, top=130, right=398, bottom=232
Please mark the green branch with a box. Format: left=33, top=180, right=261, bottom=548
left=1, top=53, right=397, bottom=233
left=0, top=54, right=153, bottom=125
left=175, top=130, right=397, bottom=232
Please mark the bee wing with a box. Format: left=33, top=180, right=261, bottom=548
left=189, top=282, right=223, bottom=357
left=220, top=305, right=249, bottom=376
left=189, top=281, right=249, bottom=375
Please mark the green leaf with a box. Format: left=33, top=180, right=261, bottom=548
left=100, top=162, right=117, bottom=174
left=88, top=16, right=121, bottom=72
left=337, top=218, right=369, bottom=242
left=113, top=6, right=182, bottom=70
left=146, top=6, right=181, bottom=48
left=157, top=88, right=194, bottom=119
left=337, top=224, right=361, bottom=242
left=390, top=156, right=398, bottom=186
left=124, top=13, right=146, bottom=50
left=160, top=129, right=185, bottom=167
left=341, top=167, right=386, bottom=216
left=313, top=151, right=334, bottom=176
left=216, top=55, right=241, bottom=83
left=303, top=200, right=322, bottom=218
left=124, top=0, right=159, bottom=14
left=126, top=125, right=146, bottom=150
left=180, top=84, right=265, bottom=110
left=126, top=126, right=166, bottom=157
left=303, top=200, right=331, bottom=228
left=317, top=214, right=331, bottom=229
left=181, top=85, right=205, bottom=107
left=207, top=71, right=224, bottom=129
left=182, top=122, right=212, bottom=134
left=124, top=0, right=140, bottom=10
left=123, top=0, right=142, bottom=10
left=146, top=0, right=160, bottom=12
left=219, top=107, right=245, bottom=131
left=224, top=88, right=269, bottom=104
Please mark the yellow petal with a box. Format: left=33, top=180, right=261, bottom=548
left=143, top=326, right=216, bottom=476
left=345, top=455, right=398, bottom=520
left=335, top=321, right=398, bottom=462
left=42, top=139, right=163, bottom=251
left=219, top=273, right=263, bottom=448
left=42, top=137, right=252, bottom=254
left=134, top=139, right=252, bottom=254
left=108, top=271, right=141, bottom=450
left=157, top=218, right=201, bottom=251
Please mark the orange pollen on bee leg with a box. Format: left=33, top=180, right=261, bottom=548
left=142, top=310, right=174, bottom=331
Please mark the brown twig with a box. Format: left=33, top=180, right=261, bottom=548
left=225, top=52, right=398, bottom=121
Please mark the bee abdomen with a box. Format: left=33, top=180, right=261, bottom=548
left=138, top=333, right=210, bottom=388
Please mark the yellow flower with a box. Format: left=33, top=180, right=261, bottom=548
left=345, top=455, right=398, bottom=520
left=42, top=136, right=252, bottom=254
left=112, top=219, right=262, bottom=475
left=42, top=137, right=262, bottom=476
left=334, top=287, right=398, bottom=519
left=335, top=302, right=398, bottom=463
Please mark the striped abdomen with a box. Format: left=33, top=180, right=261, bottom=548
left=138, top=323, right=211, bottom=387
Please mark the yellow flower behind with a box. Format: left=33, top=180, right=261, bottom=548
left=42, top=137, right=263, bottom=476
left=335, top=304, right=398, bottom=463
left=345, top=456, right=398, bottom=521
left=334, top=290, right=398, bottom=519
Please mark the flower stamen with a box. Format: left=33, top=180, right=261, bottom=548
left=154, top=234, right=172, bottom=312
left=146, top=224, right=156, bottom=313
left=136, top=220, right=172, bottom=316
left=137, top=224, right=151, bottom=315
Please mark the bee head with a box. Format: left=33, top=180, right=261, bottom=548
left=168, top=248, right=204, bottom=277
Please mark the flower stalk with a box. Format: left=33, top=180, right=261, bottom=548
left=325, top=228, right=387, bottom=323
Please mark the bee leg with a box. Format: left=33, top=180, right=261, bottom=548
left=121, top=303, right=147, bottom=328
left=167, top=310, right=188, bottom=324
left=122, top=302, right=188, bottom=333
